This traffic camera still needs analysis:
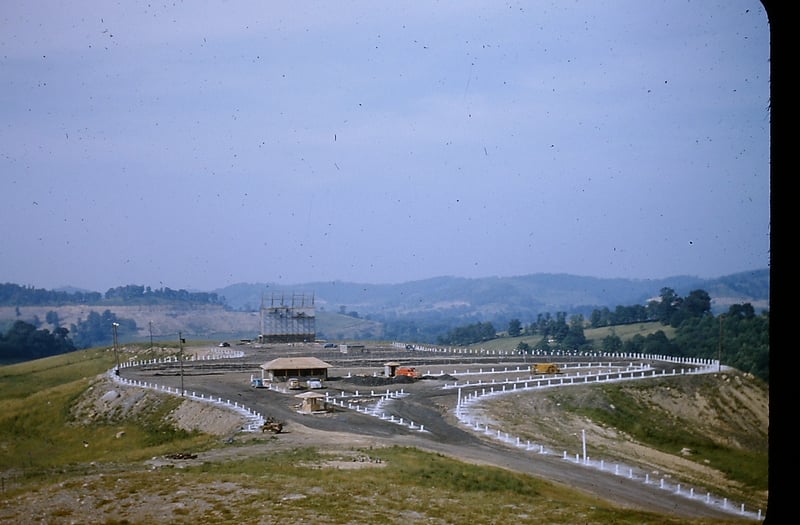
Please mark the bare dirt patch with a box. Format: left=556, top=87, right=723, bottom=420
left=72, top=376, right=248, bottom=437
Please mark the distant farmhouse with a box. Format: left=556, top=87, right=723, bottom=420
left=257, top=292, right=316, bottom=343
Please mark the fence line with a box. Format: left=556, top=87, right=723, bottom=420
left=396, top=342, right=720, bottom=368
left=109, top=344, right=759, bottom=519
left=323, top=390, right=427, bottom=432
left=110, top=352, right=424, bottom=432
left=109, top=350, right=264, bottom=431
left=441, top=363, right=719, bottom=391
left=448, top=358, right=760, bottom=520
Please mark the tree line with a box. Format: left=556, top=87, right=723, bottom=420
left=0, top=283, right=223, bottom=306
left=437, top=287, right=768, bottom=383
left=588, top=288, right=713, bottom=328
left=1, top=284, right=768, bottom=383
left=0, top=309, right=137, bottom=362
left=0, top=320, right=76, bottom=363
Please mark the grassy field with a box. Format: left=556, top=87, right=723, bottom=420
left=468, top=321, right=675, bottom=352
left=0, top=347, right=219, bottom=475
left=0, top=345, right=760, bottom=524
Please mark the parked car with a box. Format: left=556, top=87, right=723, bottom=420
left=218, top=341, right=230, bottom=347
left=306, top=379, right=324, bottom=389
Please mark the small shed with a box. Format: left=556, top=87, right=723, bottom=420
left=260, top=357, right=333, bottom=381
left=295, top=391, right=329, bottom=413
left=339, top=344, right=365, bottom=354
left=384, top=361, right=402, bottom=377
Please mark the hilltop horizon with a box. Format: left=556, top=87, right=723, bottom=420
left=27, top=267, right=769, bottom=296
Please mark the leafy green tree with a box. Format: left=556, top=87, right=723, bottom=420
left=437, top=321, right=496, bottom=346
left=727, top=303, right=756, bottom=320
left=70, top=310, right=137, bottom=349
left=650, top=287, right=681, bottom=325
left=507, top=319, right=522, bottom=337
left=622, top=334, right=646, bottom=354
left=609, top=304, right=650, bottom=324
left=682, top=289, right=712, bottom=317
left=0, top=320, right=75, bottom=361
left=46, top=310, right=60, bottom=328
left=641, top=330, right=674, bottom=355
left=534, top=313, right=550, bottom=335
left=671, top=305, right=768, bottom=381
left=551, top=312, right=569, bottom=342
left=561, top=315, right=587, bottom=349
left=601, top=333, right=623, bottom=353
left=536, top=336, right=551, bottom=353
left=590, top=307, right=610, bottom=328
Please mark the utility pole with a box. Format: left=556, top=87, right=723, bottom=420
left=718, top=315, right=724, bottom=372
left=149, top=321, right=153, bottom=352
left=112, top=322, right=120, bottom=371
left=582, top=429, right=587, bottom=464
left=179, top=331, right=185, bottom=396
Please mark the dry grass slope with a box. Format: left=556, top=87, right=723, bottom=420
left=473, top=370, right=768, bottom=510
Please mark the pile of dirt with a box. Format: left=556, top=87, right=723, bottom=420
left=342, top=375, right=394, bottom=387
left=71, top=375, right=248, bottom=437
left=342, top=374, right=418, bottom=387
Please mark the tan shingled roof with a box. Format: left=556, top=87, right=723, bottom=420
left=295, top=391, right=326, bottom=399
left=260, top=357, right=332, bottom=370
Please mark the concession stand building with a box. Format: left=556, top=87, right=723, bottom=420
left=259, top=357, right=333, bottom=382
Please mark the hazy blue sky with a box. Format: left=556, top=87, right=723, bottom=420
left=2, top=1, right=770, bottom=292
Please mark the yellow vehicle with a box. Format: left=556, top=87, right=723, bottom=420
left=531, top=363, right=561, bottom=374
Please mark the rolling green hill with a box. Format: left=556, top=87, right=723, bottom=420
left=216, top=269, right=769, bottom=321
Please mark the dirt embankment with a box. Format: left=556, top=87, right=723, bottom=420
left=72, top=375, right=249, bottom=437
left=472, top=370, right=768, bottom=507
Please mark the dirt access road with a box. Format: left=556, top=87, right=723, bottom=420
left=118, top=343, right=748, bottom=521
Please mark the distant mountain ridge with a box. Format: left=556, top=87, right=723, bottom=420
left=1, top=270, right=769, bottom=345
left=215, top=269, right=769, bottom=322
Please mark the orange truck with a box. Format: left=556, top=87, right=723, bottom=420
left=395, top=366, right=420, bottom=378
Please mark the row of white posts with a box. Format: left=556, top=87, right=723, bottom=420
left=247, top=382, right=425, bottom=431
left=110, top=369, right=266, bottom=431
left=110, top=351, right=261, bottom=431
left=451, top=363, right=761, bottom=520
left=323, top=390, right=427, bottom=432
left=441, top=364, right=717, bottom=390
left=395, top=342, right=721, bottom=369
left=111, top=345, right=751, bottom=518
left=117, top=349, right=245, bottom=370
left=111, top=356, right=421, bottom=433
